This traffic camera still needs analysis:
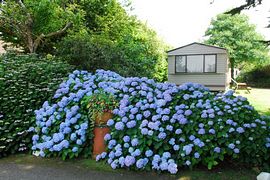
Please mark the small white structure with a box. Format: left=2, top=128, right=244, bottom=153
left=257, top=172, right=270, bottom=180
left=167, top=42, right=231, bottom=91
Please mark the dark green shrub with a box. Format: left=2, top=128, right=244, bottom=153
left=56, top=33, right=168, bottom=82
left=0, top=53, right=74, bottom=157
left=238, top=64, right=270, bottom=88
left=56, top=34, right=127, bottom=75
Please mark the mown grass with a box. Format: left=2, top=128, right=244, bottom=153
left=235, top=88, right=270, bottom=116
left=0, top=154, right=258, bottom=180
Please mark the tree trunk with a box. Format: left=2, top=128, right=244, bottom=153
left=26, top=22, right=72, bottom=54
left=27, top=38, right=35, bottom=54
left=230, top=59, right=235, bottom=81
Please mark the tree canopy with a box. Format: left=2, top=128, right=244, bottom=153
left=0, top=0, right=169, bottom=81
left=0, top=0, right=84, bottom=53
left=225, top=0, right=262, bottom=15
left=204, top=13, right=269, bottom=79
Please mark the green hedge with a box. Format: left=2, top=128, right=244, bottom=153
left=238, top=64, right=270, bottom=88
left=0, top=53, right=74, bottom=157
left=56, top=33, right=168, bottom=82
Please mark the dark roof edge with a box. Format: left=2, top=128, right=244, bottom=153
left=167, top=42, right=227, bottom=53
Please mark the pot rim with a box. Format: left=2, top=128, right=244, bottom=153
left=94, top=124, right=109, bottom=128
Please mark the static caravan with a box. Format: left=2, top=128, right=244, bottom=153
left=167, top=42, right=231, bottom=91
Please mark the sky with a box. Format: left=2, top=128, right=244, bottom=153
left=130, top=0, right=270, bottom=48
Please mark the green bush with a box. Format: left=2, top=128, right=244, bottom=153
left=56, top=34, right=127, bottom=75
left=0, top=53, right=74, bottom=157
left=56, top=33, right=168, bottom=82
left=31, top=69, right=270, bottom=174
left=237, top=64, right=270, bottom=88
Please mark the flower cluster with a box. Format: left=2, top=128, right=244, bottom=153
left=31, top=69, right=270, bottom=173
left=30, top=70, right=122, bottom=159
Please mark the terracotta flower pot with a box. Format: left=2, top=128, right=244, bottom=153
left=95, top=112, right=113, bottom=125
left=92, top=126, right=110, bottom=159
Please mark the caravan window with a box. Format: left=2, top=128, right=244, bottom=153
left=187, top=55, right=203, bottom=72
left=204, top=55, right=216, bottom=72
left=175, top=54, right=217, bottom=73
left=175, top=56, right=186, bottom=72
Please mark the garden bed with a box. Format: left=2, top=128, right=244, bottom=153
left=29, top=69, right=270, bottom=174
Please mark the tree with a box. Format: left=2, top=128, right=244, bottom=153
left=204, top=13, right=269, bottom=79
left=0, top=0, right=84, bottom=53
left=0, top=0, right=169, bottom=81
left=56, top=0, right=169, bottom=81
left=57, top=20, right=169, bottom=82
left=223, top=0, right=270, bottom=45
left=225, top=0, right=262, bottom=15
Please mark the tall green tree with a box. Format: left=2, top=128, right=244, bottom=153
left=0, top=0, right=84, bottom=53
left=204, top=13, right=269, bottom=79
left=57, top=0, right=169, bottom=81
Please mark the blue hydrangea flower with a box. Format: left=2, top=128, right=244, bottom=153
left=183, top=144, right=193, bottom=155
left=214, top=147, right=221, bottom=153
left=145, top=150, right=153, bottom=157
left=104, top=134, right=111, bottom=141
left=234, top=148, right=240, bottom=154
left=198, top=128, right=205, bottom=135
left=189, top=135, right=195, bottom=141
left=209, top=129, right=215, bottom=134
left=123, top=136, right=130, bottom=143
left=228, top=143, right=235, bottom=149
left=185, top=160, right=191, bottom=166
left=136, top=158, right=145, bottom=169
left=175, top=129, right=182, bottom=134
left=173, top=145, right=180, bottom=151
left=124, top=156, right=135, bottom=167
left=107, top=119, right=115, bottom=126
left=115, top=122, right=125, bottom=130
left=236, top=127, right=245, bottom=133
left=194, top=152, right=200, bottom=159
left=131, top=138, right=139, bottom=146
left=72, top=147, right=78, bottom=153
left=166, top=125, right=173, bottom=131
left=158, top=132, right=166, bottom=139
left=184, top=110, right=192, bottom=116
left=32, top=135, right=39, bottom=141
left=168, top=162, right=178, bottom=174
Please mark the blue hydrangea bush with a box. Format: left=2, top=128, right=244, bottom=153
left=31, top=69, right=270, bottom=174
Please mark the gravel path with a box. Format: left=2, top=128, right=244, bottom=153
left=0, top=159, right=175, bottom=180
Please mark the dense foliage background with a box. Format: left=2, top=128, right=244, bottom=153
left=204, top=13, right=270, bottom=79
left=0, top=54, right=73, bottom=157
left=237, top=64, right=270, bottom=88
left=0, top=0, right=169, bottom=82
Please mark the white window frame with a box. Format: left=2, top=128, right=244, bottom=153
left=175, top=54, right=217, bottom=73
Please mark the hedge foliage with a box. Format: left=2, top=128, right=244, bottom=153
left=56, top=32, right=168, bottom=82
left=238, top=64, right=270, bottom=88
left=0, top=53, right=74, bottom=157
left=31, top=69, right=270, bottom=174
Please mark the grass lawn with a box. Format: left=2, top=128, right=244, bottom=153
left=0, top=154, right=258, bottom=180
left=235, top=88, right=270, bottom=116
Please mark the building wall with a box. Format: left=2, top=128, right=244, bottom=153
left=168, top=43, right=227, bottom=56
left=167, top=43, right=230, bottom=91
left=168, top=53, right=228, bottom=74
left=168, top=73, right=226, bottom=87
left=168, top=56, right=175, bottom=74
left=216, top=54, right=227, bottom=73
